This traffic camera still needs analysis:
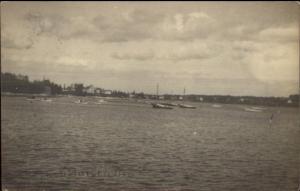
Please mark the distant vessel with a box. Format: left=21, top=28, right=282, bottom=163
left=250, top=106, right=266, bottom=110
left=41, top=98, right=52, bottom=102
left=152, top=103, right=173, bottom=109
left=151, top=83, right=174, bottom=109
left=160, top=102, right=178, bottom=107
left=75, top=99, right=88, bottom=104
left=178, top=104, right=196, bottom=109
left=244, top=107, right=262, bottom=112
left=212, top=104, right=222, bottom=108
left=95, top=99, right=105, bottom=104
left=40, top=97, right=52, bottom=102
left=26, top=96, right=36, bottom=101
left=179, top=87, right=196, bottom=109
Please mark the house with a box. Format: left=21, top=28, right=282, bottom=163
left=104, top=90, right=112, bottom=95
left=44, top=86, right=51, bottom=95
left=95, top=88, right=103, bottom=95
left=83, top=85, right=95, bottom=95
left=158, top=95, right=164, bottom=100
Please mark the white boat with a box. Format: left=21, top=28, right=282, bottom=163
left=244, top=107, right=262, bottom=112
left=179, top=87, right=196, bottom=109
left=95, top=99, right=105, bottom=104
left=152, top=103, right=173, bottom=109
left=160, top=102, right=178, bottom=106
left=179, top=104, right=196, bottom=109
left=212, top=104, right=222, bottom=108
left=75, top=99, right=88, bottom=104
left=40, top=98, right=53, bottom=102
left=151, top=83, right=174, bottom=109
left=250, top=106, right=266, bottom=110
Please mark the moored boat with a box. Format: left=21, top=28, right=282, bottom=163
left=178, top=104, right=196, bottom=109
left=75, top=99, right=88, bottom=104
left=152, top=103, right=173, bottom=109
left=179, top=87, right=196, bottom=109
left=160, top=102, right=178, bottom=106
left=244, top=107, right=262, bottom=112
left=151, top=83, right=174, bottom=109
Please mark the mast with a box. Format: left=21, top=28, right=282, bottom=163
left=183, top=87, right=186, bottom=103
left=156, top=83, right=159, bottom=100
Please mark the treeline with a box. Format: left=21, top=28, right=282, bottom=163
left=1, top=72, right=299, bottom=107
left=186, top=94, right=299, bottom=107
left=1, top=72, right=62, bottom=95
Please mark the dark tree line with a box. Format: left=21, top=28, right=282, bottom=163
left=1, top=72, right=62, bottom=95
left=111, top=90, right=128, bottom=98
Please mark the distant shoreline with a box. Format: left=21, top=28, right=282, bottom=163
left=1, top=92, right=298, bottom=108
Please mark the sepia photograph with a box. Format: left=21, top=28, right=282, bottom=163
left=1, top=1, right=299, bottom=191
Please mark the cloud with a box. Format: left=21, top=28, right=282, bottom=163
left=2, top=35, right=33, bottom=50
left=111, top=50, right=154, bottom=61
left=92, top=9, right=166, bottom=42
left=232, top=41, right=259, bottom=52
left=258, top=25, right=298, bottom=42
left=1, top=23, right=34, bottom=49
left=159, top=12, right=217, bottom=40
left=24, top=12, right=98, bottom=41
left=111, top=40, right=216, bottom=61
left=24, top=9, right=217, bottom=42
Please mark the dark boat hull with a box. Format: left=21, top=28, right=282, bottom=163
left=178, top=104, right=196, bottom=109
left=151, top=103, right=173, bottom=109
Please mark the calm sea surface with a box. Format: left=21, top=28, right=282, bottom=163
left=1, top=96, right=299, bottom=191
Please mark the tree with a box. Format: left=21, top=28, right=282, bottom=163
left=74, top=83, right=84, bottom=96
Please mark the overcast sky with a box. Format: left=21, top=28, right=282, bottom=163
left=1, top=2, right=299, bottom=96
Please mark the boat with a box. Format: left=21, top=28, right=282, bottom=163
left=95, top=99, right=105, bottom=104
left=244, top=107, right=262, bottom=112
left=178, top=104, right=196, bottom=109
left=160, top=102, right=178, bottom=106
left=179, top=87, right=196, bottom=109
left=26, top=96, right=37, bottom=101
left=250, top=106, right=266, bottom=110
left=40, top=97, right=53, bottom=102
left=151, top=83, right=174, bottom=109
left=212, top=104, right=222, bottom=108
left=152, top=103, right=173, bottom=109
left=75, top=99, right=88, bottom=104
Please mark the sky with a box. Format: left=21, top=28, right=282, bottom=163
left=1, top=2, right=299, bottom=96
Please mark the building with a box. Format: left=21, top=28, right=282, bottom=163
left=94, top=88, right=103, bottom=95
left=83, top=85, right=95, bottom=95
left=104, top=90, right=112, bottom=95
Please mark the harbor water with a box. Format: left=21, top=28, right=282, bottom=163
left=1, top=96, right=299, bottom=191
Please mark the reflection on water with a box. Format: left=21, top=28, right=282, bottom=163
left=1, top=96, right=299, bottom=191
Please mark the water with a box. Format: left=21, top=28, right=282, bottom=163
left=2, top=96, right=299, bottom=191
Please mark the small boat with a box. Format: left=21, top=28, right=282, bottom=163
left=212, top=104, right=222, bottom=108
left=179, top=87, right=196, bottom=109
left=160, top=102, right=178, bottom=106
left=152, top=103, right=173, bottom=109
left=75, top=99, right=88, bottom=104
left=95, top=99, right=105, bottom=104
left=250, top=106, right=266, bottom=110
left=178, top=104, right=196, bottom=109
left=151, top=83, right=173, bottom=109
left=244, top=107, right=262, bottom=112
left=40, top=97, right=53, bottom=102
left=26, top=96, right=37, bottom=103
left=26, top=96, right=36, bottom=100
